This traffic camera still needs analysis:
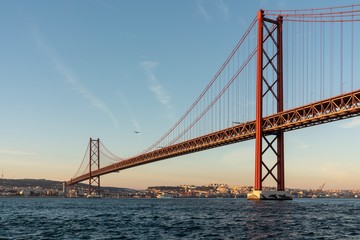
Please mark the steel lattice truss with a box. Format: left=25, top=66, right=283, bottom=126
left=67, top=89, right=360, bottom=186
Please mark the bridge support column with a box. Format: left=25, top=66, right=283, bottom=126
left=248, top=10, right=291, bottom=200
left=88, top=138, right=101, bottom=197
left=63, top=181, right=67, bottom=196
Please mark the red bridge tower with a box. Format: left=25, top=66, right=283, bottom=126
left=247, top=10, right=292, bottom=200
left=88, top=138, right=101, bottom=197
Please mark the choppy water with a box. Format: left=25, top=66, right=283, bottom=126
left=0, top=198, right=359, bottom=239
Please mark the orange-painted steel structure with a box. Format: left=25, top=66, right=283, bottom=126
left=255, top=11, right=284, bottom=191
left=66, top=89, right=360, bottom=186
left=88, top=138, right=101, bottom=195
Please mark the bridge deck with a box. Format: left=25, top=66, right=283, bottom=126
left=67, top=89, right=360, bottom=186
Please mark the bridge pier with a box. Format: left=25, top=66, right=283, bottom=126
left=248, top=10, right=292, bottom=200
left=247, top=190, right=292, bottom=200
left=63, top=181, right=67, bottom=196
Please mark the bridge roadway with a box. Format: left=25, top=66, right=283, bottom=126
left=66, top=89, right=360, bottom=186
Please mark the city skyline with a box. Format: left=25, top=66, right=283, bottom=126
left=1, top=0, right=359, bottom=190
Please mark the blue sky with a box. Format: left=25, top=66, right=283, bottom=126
left=0, top=0, right=359, bottom=190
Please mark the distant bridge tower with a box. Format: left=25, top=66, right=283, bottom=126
left=88, top=138, right=101, bottom=196
left=247, top=10, right=291, bottom=200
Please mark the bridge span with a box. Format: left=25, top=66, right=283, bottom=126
left=67, top=90, right=360, bottom=186
left=66, top=6, right=360, bottom=200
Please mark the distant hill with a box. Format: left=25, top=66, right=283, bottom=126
left=0, top=178, right=63, bottom=190
left=0, top=178, right=137, bottom=193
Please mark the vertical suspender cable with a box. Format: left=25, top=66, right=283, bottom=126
left=320, top=18, right=322, bottom=99
left=285, top=22, right=288, bottom=109
left=314, top=17, right=317, bottom=102
left=340, top=14, right=343, bottom=93
left=330, top=11, right=334, bottom=96
left=307, top=19, right=310, bottom=103
left=321, top=18, right=324, bottom=99
left=236, top=49, right=239, bottom=121
left=351, top=5, right=354, bottom=91
left=301, top=14, right=304, bottom=105
left=292, top=19, right=295, bottom=108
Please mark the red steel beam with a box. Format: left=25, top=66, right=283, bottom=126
left=276, top=15, right=284, bottom=191
left=66, top=90, right=360, bottom=186
left=255, top=10, right=264, bottom=190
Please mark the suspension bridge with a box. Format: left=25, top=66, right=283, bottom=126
left=66, top=5, right=360, bottom=200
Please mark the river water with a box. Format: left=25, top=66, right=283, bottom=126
left=0, top=198, right=359, bottom=239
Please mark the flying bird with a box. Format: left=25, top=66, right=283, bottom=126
left=134, top=131, right=140, bottom=134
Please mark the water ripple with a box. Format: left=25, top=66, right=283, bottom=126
left=0, top=198, right=359, bottom=239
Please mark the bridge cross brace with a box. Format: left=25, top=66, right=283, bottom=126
left=261, top=134, right=280, bottom=183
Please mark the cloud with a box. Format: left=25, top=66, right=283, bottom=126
left=53, top=59, right=119, bottom=129
left=339, top=118, right=360, bottom=128
left=197, top=0, right=211, bottom=22
left=0, top=149, right=37, bottom=156
left=215, top=0, right=229, bottom=19
left=196, top=0, right=230, bottom=22
left=139, top=61, right=173, bottom=117
left=31, top=25, right=119, bottom=129
left=119, top=92, right=141, bottom=133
